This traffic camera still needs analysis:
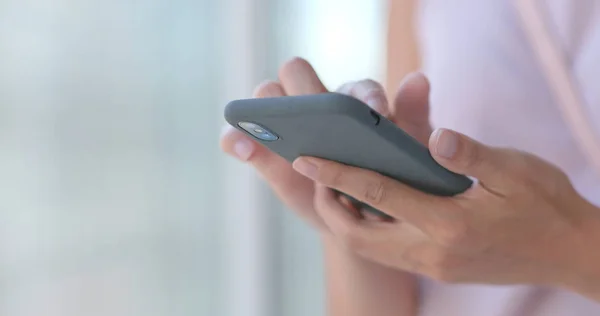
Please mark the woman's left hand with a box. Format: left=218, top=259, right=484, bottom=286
left=292, top=128, right=600, bottom=296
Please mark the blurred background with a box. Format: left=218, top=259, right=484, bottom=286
left=0, top=0, right=386, bottom=315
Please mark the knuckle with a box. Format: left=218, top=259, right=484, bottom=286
left=336, top=81, right=357, bottom=95
left=367, top=79, right=383, bottom=87
left=355, top=79, right=385, bottom=99
left=516, top=152, right=571, bottom=193
left=363, top=87, right=386, bottom=103
left=434, top=222, right=472, bottom=248
left=346, top=81, right=361, bottom=98
left=502, top=151, right=544, bottom=191
left=362, top=178, right=388, bottom=206
left=358, top=78, right=383, bottom=90
left=460, top=141, right=482, bottom=170
left=320, top=161, right=345, bottom=187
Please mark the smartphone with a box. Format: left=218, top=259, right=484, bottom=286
left=224, top=92, right=472, bottom=219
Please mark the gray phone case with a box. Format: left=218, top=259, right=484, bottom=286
left=224, top=93, right=472, bottom=218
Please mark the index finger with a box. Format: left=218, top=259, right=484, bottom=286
left=293, top=156, right=455, bottom=234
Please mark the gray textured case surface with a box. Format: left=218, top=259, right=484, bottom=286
left=225, top=93, right=472, bottom=217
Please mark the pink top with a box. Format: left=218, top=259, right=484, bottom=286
left=417, top=0, right=600, bottom=315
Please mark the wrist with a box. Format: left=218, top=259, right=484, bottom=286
left=320, top=231, right=419, bottom=316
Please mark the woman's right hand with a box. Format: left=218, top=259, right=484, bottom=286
left=220, top=57, right=432, bottom=233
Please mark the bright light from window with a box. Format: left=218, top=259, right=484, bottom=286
left=293, top=0, right=386, bottom=89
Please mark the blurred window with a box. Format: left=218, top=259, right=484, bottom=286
left=0, top=1, right=385, bottom=315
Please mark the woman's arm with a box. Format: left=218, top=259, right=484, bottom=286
left=385, top=0, right=420, bottom=97
left=323, top=235, right=418, bottom=316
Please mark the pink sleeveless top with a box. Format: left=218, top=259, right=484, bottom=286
left=416, top=1, right=600, bottom=315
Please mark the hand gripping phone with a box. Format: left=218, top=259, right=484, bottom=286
left=224, top=93, right=472, bottom=218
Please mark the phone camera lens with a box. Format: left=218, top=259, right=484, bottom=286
left=238, top=122, right=279, bottom=141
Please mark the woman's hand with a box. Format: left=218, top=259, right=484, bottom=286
left=220, top=57, right=432, bottom=232
left=220, top=58, right=433, bottom=315
left=293, top=126, right=600, bottom=294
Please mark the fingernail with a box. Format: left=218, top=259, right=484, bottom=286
left=234, top=139, right=254, bottom=161
left=293, top=158, right=319, bottom=179
left=433, top=129, right=458, bottom=159
left=366, top=95, right=389, bottom=116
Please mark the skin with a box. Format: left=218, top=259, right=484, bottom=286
left=292, top=98, right=600, bottom=302
left=221, top=58, right=600, bottom=313
left=221, top=58, right=431, bottom=315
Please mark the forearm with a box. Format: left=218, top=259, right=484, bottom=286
left=560, top=199, right=600, bottom=301
left=322, top=234, right=418, bottom=316
left=385, top=0, right=419, bottom=99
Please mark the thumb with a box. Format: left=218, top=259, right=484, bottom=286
left=429, top=128, right=516, bottom=190
left=391, top=72, right=432, bottom=144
